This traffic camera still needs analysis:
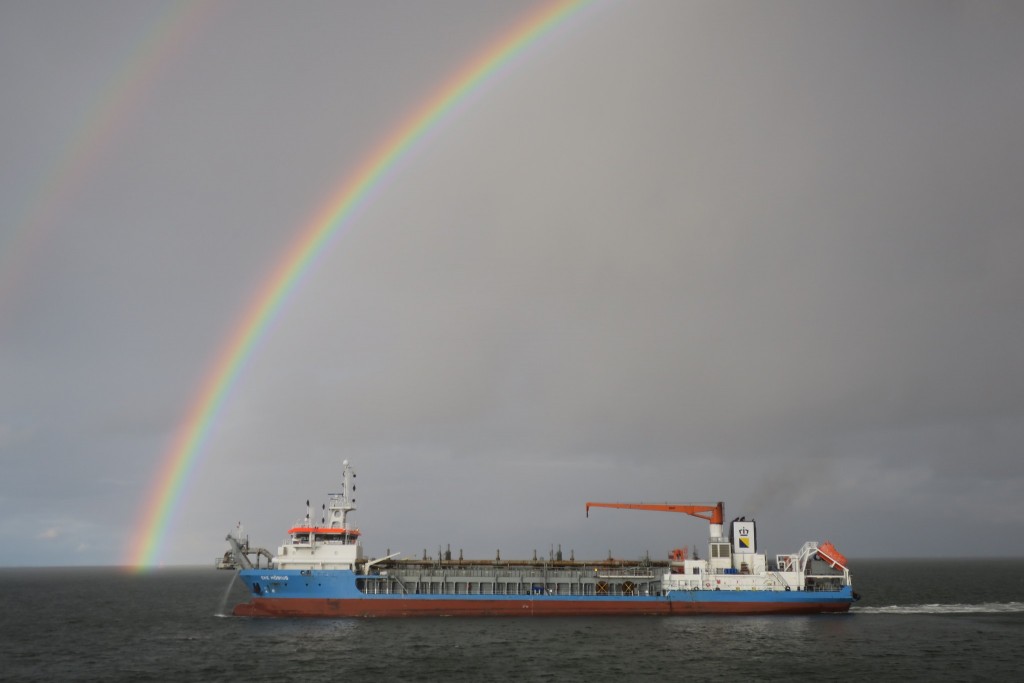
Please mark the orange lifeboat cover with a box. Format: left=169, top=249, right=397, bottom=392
left=816, top=541, right=847, bottom=569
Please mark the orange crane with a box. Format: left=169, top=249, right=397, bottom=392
left=585, top=501, right=724, bottom=526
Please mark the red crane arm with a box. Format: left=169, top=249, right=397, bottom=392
left=585, top=501, right=724, bottom=525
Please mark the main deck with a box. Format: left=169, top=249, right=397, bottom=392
left=363, top=558, right=667, bottom=597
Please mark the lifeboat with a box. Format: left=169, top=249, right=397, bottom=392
left=815, top=541, right=847, bottom=569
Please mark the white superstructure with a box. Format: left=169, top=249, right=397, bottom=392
left=273, top=460, right=365, bottom=571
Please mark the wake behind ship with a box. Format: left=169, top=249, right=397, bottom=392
left=228, top=461, right=856, bottom=617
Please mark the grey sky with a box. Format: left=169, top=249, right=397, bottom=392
left=1, top=0, right=1022, bottom=567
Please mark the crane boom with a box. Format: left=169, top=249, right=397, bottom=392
left=585, top=501, right=724, bottom=525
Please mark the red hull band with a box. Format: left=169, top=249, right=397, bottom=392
left=233, top=598, right=851, bottom=618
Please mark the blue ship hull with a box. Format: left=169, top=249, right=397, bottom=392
left=233, top=569, right=855, bottom=617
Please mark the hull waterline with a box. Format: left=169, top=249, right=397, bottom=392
left=232, top=598, right=847, bottom=618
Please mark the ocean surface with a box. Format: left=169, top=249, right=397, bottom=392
left=1, top=559, right=1021, bottom=681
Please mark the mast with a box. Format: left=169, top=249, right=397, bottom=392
left=326, top=459, right=357, bottom=530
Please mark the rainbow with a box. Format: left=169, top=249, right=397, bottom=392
left=126, top=0, right=599, bottom=568
left=0, top=0, right=216, bottom=315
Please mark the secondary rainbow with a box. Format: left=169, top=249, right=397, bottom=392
left=126, top=0, right=598, bottom=568
left=0, top=0, right=216, bottom=316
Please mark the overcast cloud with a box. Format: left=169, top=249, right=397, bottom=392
left=2, top=0, right=1022, bottom=567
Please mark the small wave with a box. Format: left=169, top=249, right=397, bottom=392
left=854, top=602, right=1024, bottom=614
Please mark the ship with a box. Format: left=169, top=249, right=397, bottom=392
left=229, top=460, right=856, bottom=617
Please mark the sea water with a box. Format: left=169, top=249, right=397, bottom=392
left=1, top=559, right=1021, bottom=681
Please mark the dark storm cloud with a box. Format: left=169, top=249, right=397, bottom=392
left=1, top=1, right=1022, bottom=565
